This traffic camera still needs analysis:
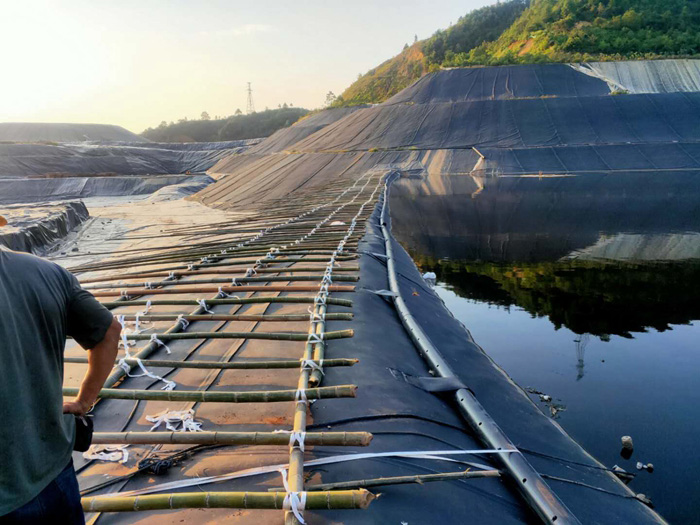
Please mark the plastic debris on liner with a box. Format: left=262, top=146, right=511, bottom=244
left=146, top=409, right=203, bottom=432
left=83, top=444, right=129, bottom=464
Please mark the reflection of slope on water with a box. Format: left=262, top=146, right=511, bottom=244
left=391, top=170, right=700, bottom=263
left=566, top=233, right=700, bottom=261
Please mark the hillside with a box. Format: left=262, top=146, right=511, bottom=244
left=141, top=107, right=309, bottom=142
left=337, top=0, right=527, bottom=105
left=338, top=0, right=700, bottom=105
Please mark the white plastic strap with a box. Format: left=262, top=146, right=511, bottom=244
left=218, top=287, right=234, bottom=298
left=150, top=334, right=172, bottom=354
left=307, top=333, right=323, bottom=346
left=144, top=282, right=154, bottom=290
left=139, top=300, right=152, bottom=316
left=301, top=359, right=324, bottom=376
left=176, top=315, right=189, bottom=329
left=295, top=389, right=308, bottom=405
left=197, top=299, right=214, bottom=314
left=307, top=307, right=325, bottom=323
left=279, top=468, right=307, bottom=524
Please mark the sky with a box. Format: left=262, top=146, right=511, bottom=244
left=0, top=0, right=491, bottom=133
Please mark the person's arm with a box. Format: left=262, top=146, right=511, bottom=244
left=63, top=316, right=121, bottom=415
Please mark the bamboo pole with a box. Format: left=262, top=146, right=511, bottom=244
left=83, top=274, right=358, bottom=290
left=64, top=357, right=359, bottom=370
left=80, top=328, right=354, bottom=342
left=111, top=313, right=353, bottom=322
left=92, top=284, right=355, bottom=298
left=92, top=430, right=372, bottom=446
left=63, top=385, right=357, bottom=402
left=99, top=296, right=353, bottom=308
left=82, top=490, right=376, bottom=512
left=272, top=470, right=501, bottom=492
left=79, top=266, right=360, bottom=284
left=286, top=293, right=326, bottom=524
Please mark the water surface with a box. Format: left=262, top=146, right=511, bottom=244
left=390, top=172, right=700, bottom=523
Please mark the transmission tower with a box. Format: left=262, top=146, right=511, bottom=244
left=246, top=82, right=255, bottom=114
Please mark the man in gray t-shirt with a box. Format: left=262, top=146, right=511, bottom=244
left=0, top=245, right=120, bottom=523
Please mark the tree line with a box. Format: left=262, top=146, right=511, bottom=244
left=141, top=106, right=309, bottom=142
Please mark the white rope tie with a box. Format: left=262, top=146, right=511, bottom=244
left=176, top=315, right=189, bottom=329
left=197, top=299, right=214, bottom=314
left=295, top=388, right=308, bottom=405
left=117, top=356, right=176, bottom=390
left=132, top=314, right=142, bottom=334
left=218, top=287, right=234, bottom=298
left=139, top=300, right=152, bottom=316
left=144, top=282, right=154, bottom=290
left=168, top=271, right=176, bottom=279
left=279, top=468, right=307, bottom=524
left=301, top=359, right=324, bottom=376
left=307, top=307, right=325, bottom=323
left=307, top=332, right=324, bottom=346
left=150, top=334, right=172, bottom=354
left=117, top=315, right=133, bottom=350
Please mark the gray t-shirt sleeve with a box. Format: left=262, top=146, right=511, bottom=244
left=65, top=273, right=114, bottom=349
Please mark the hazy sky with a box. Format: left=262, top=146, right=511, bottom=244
left=0, top=0, right=491, bottom=133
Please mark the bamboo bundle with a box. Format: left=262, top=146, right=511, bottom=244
left=92, top=430, right=372, bottom=446
left=82, top=490, right=376, bottom=512
left=64, top=357, right=359, bottom=370
left=63, top=384, right=357, bottom=402
left=99, top=296, right=353, bottom=308
left=92, top=284, right=355, bottom=298
left=95, top=328, right=354, bottom=342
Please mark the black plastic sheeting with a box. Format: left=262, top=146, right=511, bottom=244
left=0, top=201, right=88, bottom=254
left=247, top=107, right=367, bottom=155
left=0, top=174, right=213, bottom=204
left=289, top=92, right=700, bottom=152
left=384, top=64, right=610, bottom=105
left=0, top=140, right=257, bottom=178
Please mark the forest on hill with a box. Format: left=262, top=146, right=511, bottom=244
left=337, top=0, right=700, bottom=106
left=141, top=106, right=309, bottom=142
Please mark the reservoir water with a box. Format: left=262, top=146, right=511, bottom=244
left=390, top=171, right=700, bottom=523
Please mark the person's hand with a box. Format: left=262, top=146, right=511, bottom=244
left=63, top=399, right=91, bottom=415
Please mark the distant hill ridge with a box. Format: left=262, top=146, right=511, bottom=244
left=338, top=0, right=700, bottom=106
left=0, top=122, right=146, bottom=143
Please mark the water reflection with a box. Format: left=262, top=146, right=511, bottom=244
left=390, top=171, right=700, bottom=262
left=412, top=257, right=700, bottom=339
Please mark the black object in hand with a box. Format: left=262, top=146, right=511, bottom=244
left=74, top=415, right=94, bottom=452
